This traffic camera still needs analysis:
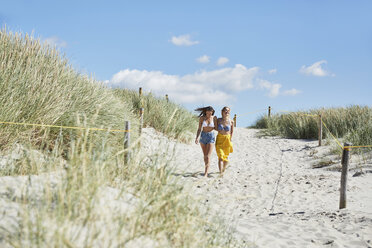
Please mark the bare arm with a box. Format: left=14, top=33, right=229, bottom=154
left=230, top=120, right=234, bottom=140
left=195, top=117, right=203, bottom=144
left=213, top=116, right=218, bottom=131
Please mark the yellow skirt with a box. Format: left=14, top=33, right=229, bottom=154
left=215, top=133, right=233, bottom=162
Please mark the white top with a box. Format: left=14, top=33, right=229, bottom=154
left=202, top=118, right=215, bottom=128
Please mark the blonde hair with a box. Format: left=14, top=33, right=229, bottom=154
left=221, top=106, right=230, bottom=115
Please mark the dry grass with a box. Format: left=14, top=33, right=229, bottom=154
left=0, top=28, right=241, bottom=247
left=253, top=106, right=372, bottom=155
left=114, top=89, right=197, bottom=143
left=0, top=28, right=138, bottom=152
left=1, top=130, right=237, bottom=247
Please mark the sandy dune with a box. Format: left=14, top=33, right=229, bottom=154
left=142, top=127, right=372, bottom=247
left=1, top=127, right=371, bottom=247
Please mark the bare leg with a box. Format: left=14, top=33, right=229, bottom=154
left=200, top=143, right=211, bottom=177
left=204, top=143, right=213, bottom=177
left=222, top=161, right=228, bottom=173
left=218, top=158, right=223, bottom=175
left=203, top=153, right=209, bottom=178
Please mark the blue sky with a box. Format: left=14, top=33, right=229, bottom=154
left=2, top=0, right=372, bottom=127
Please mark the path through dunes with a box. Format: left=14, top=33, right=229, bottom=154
left=142, top=127, right=372, bottom=247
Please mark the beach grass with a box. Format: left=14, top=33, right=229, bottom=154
left=0, top=28, right=240, bottom=247
left=253, top=105, right=372, bottom=154
left=0, top=130, right=237, bottom=247
left=114, top=89, right=198, bottom=143
left=0, top=28, right=138, bottom=152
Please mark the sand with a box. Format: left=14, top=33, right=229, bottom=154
left=142, top=127, right=372, bottom=247
left=1, top=127, right=371, bottom=247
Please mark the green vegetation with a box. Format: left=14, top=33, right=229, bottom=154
left=1, top=131, right=235, bottom=247
left=253, top=106, right=372, bottom=153
left=0, top=29, right=239, bottom=247
left=0, top=28, right=138, bottom=151
left=114, top=89, right=197, bottom=142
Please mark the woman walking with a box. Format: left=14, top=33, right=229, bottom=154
left=215, top=106, right=234, bottom=175
left=195, top=106, right=216, bottom=177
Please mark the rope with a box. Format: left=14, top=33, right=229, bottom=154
left=279, top=112, right=318, bottom=117
left=269, top=108, right=318, bottom=117
left=236, top=109, right=266, bottom=117
left=275, top=110, right=291, bottom=114
left=344, top=145, right=372, bottom=149
left=321, top=120, right=343, bottom=150
left=235, top=106, right=371, bottom=150
left=0, top=121, right=130, bottom=133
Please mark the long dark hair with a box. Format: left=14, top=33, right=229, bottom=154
left=195, top=106, right=215, bottom=117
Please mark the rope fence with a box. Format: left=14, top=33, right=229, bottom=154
left=0, top=120, right=133, bottom=164
left=233, top=105, right=371, bottom=210
left=1, top=86, right=371, bottom=209
left=233, top=106, right=371, bottom=151
left=2, top=104, right=370, bottom=153
left=320, top=119, right=343, bottom=150
left=235, top=109, right=267, bottom=117
left=0, top=87, right=171, bottom=164
left=0, top=121, right=130, bottom=133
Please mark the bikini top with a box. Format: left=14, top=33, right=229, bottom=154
left=202, top=118, right=215, bottom=128
left=218, top=120, right=231, bottom=131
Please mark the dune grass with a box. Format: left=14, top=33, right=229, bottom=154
left=0, top=28, right=138, bottom=152
left=1, top=130, right=236, bottom=247
left=253, top=105, right=372, bottom=154
left=114, top=89, right=198, bottom=142
left=0, top=29, right=240, bottom=247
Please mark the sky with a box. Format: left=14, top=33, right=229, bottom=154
left=1, top=0, right=372, bottom=127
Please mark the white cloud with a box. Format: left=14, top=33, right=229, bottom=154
left=196, top=55, right=210, bottom=64
left=283, top=88, right=301, bottom=96
left=268, top=68, right=277, bottom=74
left=170, top=34, right=199, bottom=46
left=216, top=57, right=229, bottom=66
left=258, top=80, right=281, bottom=98
left=258, top=80, right=302, bottom=97
left=108, top=64, right=259, bottom=104
left=300, top=60, right=334, bottom=77
left=44, top=36, right=67, bottom=48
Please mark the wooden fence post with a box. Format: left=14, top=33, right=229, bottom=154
left=124, top=121, right=131, bottom=165
left=318, top=114, right=323, bottom=146
left=339, top=142, right=351, bottom=209
left=139, top=87, right=142, bottom=97
left=268, top=106, right=271, bottom=118
left=233, top=114, right=237, bottom=127
left=165, top=94, right=169, bottom=102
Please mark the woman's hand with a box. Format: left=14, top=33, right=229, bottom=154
left=195, top=138, right=199, bottom=145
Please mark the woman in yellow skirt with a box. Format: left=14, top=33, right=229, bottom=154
left=214, top=106, right=234, bottom=175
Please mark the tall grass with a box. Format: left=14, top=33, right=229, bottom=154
left=114, top=89, right=197, bottom=142
left=0, top=131, right=237, bottom=247
left=0, top=28, right=138, bottom=151
left=0, top=29, right=239, bottom=247
left=253, top=106, right=372, bottom=153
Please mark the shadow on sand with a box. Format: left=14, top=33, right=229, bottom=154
left=172, top=171, right=220, bottom=178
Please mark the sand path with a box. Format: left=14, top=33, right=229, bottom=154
left=143, top=127, right=372, bottom=247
